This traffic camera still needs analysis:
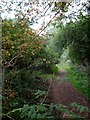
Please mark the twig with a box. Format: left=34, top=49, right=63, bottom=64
left=36, top=76, right=54, bottom=114
left=40, top=78, right=53, bottom=105
left=62, top=112, right=70, bottom=119
left=2, top=113, right=15, bottom=120
left=5, top=53, right=21, bottom=68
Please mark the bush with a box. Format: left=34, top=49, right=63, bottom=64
left=2, top=17, right=59, bottom=118
left=3, top=103, right=89, bottom=119
left=2, top=18, right=45, bottom=68
left=51, top=65, right=59, bottom=74
left=67, top=66, right=88, bottom=97
left=2, top=18, right=59, bottom=72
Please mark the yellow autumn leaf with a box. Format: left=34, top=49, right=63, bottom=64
left=31, top=52, right=34, bottom=55
left=21, top=23, right=24, bottom=26
left=56, top=2, right=62, bottom=8
left=43, top=59, right=46, bottom=61
left=5, top=36, right=8, bottom=40
left=11, top=46, right=14, bottom=49
left=8, top=53, right=10, bottom=56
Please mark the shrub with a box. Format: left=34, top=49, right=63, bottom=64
left=67, top=66, right=88, bottom=97
left=51, top=65, right=59, bottom=74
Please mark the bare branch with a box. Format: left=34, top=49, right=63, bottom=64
left=5, top=53, right=21, bottom=68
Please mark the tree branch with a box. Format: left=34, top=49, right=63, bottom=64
left=5, top=53, right=21, bottom=68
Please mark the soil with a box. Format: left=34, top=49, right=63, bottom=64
left=48, top=70, right=89, bottom=118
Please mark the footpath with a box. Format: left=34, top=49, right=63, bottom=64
left=48, top=70, right=89, bottom=118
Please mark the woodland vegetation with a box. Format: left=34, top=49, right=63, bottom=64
left=1, top=0, right=90, bottom=119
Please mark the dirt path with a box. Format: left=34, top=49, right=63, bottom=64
left=48, top=70, right=89, bottom=118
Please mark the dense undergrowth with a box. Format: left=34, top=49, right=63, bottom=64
left=67, top=66, right=88, bottom=98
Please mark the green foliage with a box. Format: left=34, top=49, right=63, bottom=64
left=2, top=10, right=90, bottom=120
left=2, top=18, right=58, bottom=71
left=34, top=90, right=46, bottom=99
left=49, top=15, right=90, bottom=67
left=67, top=17, right=89, bottom=65
left=5, top=104, right=55, bottom=119
left=3, top=69, right=50, bottom=113
left=51, top=65, right=59, bottom=74
left=70, top=102, right=88, bottom=114
left=47, top=23, right=66, bottom=57
left=67, top=66, right=88, bottom=97
left=2, top=18, right=42, bottom=67
left=4, top=103, right=89, bottom=119
left=2, top=18, right=59, bottom=114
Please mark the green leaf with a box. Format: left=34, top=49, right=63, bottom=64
left=70, top=102, right=78, bottom=107
left=36, top=105, right=48, bottom=112
left=80, top=106, right=86, bottom=113
left=31, top=112, right=36, bottom=118
left=30, top=106, right=36, bottom=113
left=28, top=111, right=32, bottom=118
left=37, top=113, right=42, bottom=118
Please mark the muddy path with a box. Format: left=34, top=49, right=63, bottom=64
left=48, top=70, right=89, bottom=118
